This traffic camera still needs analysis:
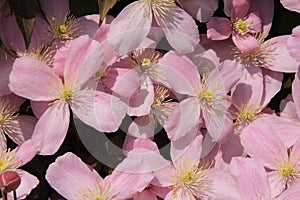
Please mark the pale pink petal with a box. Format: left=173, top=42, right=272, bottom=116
left=290, top=136, right=300, bottom=168
left=245, top=12, right=262, bottom=33
left=149, top=185, right=171, bottom=199
left=164, top=97, right=201, bottom=141
left=268, top=171, right=286, bottom=197
left=165, top=188, right=195, bottom=200
left=288, top=25, right=300, bottom=63
left=12, top=139, right=37, bottom=166
left=107, top=156, right=154, bottom=198
left=241, top=118, right=288, bottom=169
left=9, top=115, right=37, bottom=145
left=12, top=170, right=39, bottom=200
left=0, top=94, right=25, bottom=110
left=30, top=101, right=50, bottom=119
left=32, top=101, right=70, bottom=155
left=64, top=35, right=104, bottom=88
left=123, top=136, right=158, bottom=154
left=249, top=0, right=274, bottom=33
left=209, top=169, right=241, bottom=200
left=261, top=114, right=300, bottom=148
left=267, top=35, right=299, bottom=73
left=280, top=0, right=300, bottom=13
left=292, top=70, right=300, bottom=117
left=94, top=91, right=127, bottom=132
left=46, top=152, right=100, bottom=200
left=78, top=14, right=99, bottom=37
left=158, top=51, right=200, bottom=96
left=231, top=0, right=251, bottom=19
left=127, top=116, right=156, bottom=138
left=223, top=0, right=231, bottom=16
left=134, top=190, right=157, bottom=200
left=261, top=69, right=283, bottom=107
left=278, top=182, right=300, bottom=200
left=156, top=7, right=199, bottom=54
left=127, top=80, right=154, bottom=116
left=230, top=157, right=271, bottom=199
left=207, top=17, right=232, bottom=40
left=9, top=56, right=63, bottom=101
left=232, top=32, right=260, bottom=54
left=107, top=1, right=152, bottom=55
left=93, top=24, right=110, bottom=43
left=232, top=67, right=264, bottom=107
left=178, top=0, right=218, bottom=22
left=219, top=60, right=245, bottom=93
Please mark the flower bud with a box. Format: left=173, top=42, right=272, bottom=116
left=0, top=171, right=21, bottom=193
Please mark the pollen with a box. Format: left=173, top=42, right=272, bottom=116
left=0, top=149, right=21, bottom=173
left=0, top=159, right=9, bottom=172
left=76, top=181, right=117, bottom=200
left=278, top=161, right=298, bottom=186
left=59, top=85, right=73, bottom=101
left=17, top=45, right=54, bottom=66
left=233, top=19, right=248, bottom=35
left=0, top=99, right=19, bottom=137
left=199, top=89, right=213, bottom=102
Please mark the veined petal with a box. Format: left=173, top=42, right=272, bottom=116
left=241, top=118, right=288, bottom=169
left=207, top=17, right=232, bottom=40
left=280, top=0, right=300, bottom=13
left=32, top=101, right=70, bottom=155
left=9, top=56, right=63, bottom=101
left=46, top=152, right=100, bottom=200
left=0, top=63, right=12, bottom=96
left=12, top=170, right=39, bottom=200
left=156, top=6, right=199, bottom=54
left=288, top=25, right=300, bottom=63
left=12, top=139, right=37, bottom=166
left=232, top=32, right=260, bottom=54
left=230, top=0, right=251, bottom=20
left=107, top=1, right=152, bottom=55
left=292, top=70, right=300, bottom=118
left=158, top=51, right=200, bottom=96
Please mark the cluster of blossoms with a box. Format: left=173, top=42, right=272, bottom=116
left=1, top=0, right=300, bottom=199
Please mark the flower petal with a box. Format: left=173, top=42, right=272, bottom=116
left=207, top=17, right=232, bottom=40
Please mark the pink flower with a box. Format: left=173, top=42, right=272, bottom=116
left=9, top=35, right=127, bottom=155
left=0, top=94, right=37, bottom=148
left=241, top=117, right=300, bottom=196
left=207, top=0, right=263, bottom=53
left=46, top=152, right=154, bottom=199
left=0, top=140, right=38, bottom=200
left=107, top=0, right=199, bottom=54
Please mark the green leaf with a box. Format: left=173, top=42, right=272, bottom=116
left=98, top=0, right=117, bottom=25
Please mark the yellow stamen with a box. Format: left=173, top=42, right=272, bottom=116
left=17, top=45, right=54, bottom=66
left=233, top=19, right=248, bottom=35
left=277, top=161, right=299, bottom=186
left=149, top=0, right=176, bottom=19
left=59, top=85, right=73, bottom=101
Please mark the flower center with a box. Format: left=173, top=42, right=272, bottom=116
left=59, top=86, right=73, bottom=101
left=233, top=19, right=248, bottom=35
left=149, top=0, right=176, bottom=19
left=0, top=159, right=9, bottom=172
left=0, top=114, right=4, bottom=124
left=58, top=24, right=68, bottom=35
left=199, top=90, right=213, bottom=102
left=278, top=161, right=298, bottom=186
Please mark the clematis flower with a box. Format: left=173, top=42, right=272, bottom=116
left=0, top=139, right=38, bottom=200
left=241, top=118, right=300, bottom=196
left=9, top=35, right=127, bottom=155
left=229, top=157, right=300, bottom=199
left=207, top=0, right=263, bottom=53
left=46, top=152, right=154, bottom=199
left=0, top=94, right=37, bottom=148
left=107, top=0, right=199, bottom=54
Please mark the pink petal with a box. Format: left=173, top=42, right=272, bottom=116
left=134, top=190, right=157, bottom=200
left=261, top=114, right=300, bottom=148
left=290, top=136, right=300, bottom=168
left=30, top=101, right=50, bottom=119
left=241, top=118, right=288, bottom=169
left=12, top=139, right=37, bottom=167
left=0, top=54, right=13, bottom=96
left=158, top=51, right=200, bottom=96
left=278, top=182, right=300, bottom=200
left=39, top=0, right=69, bottom=21
left=12, top=170, right=39, bottom=200
left=245, top=12, right=263, bottom=33
left=107, top=156, right=154, bottom=198
left=261, top=69, right=283, bottom=107
left=78, top=14, right=99, bottom=37
left=280, top=94, right=299, bottom=119
left=230, top=157, right=271, bottom=199
left=230, top=0, right=251, bottom=20
left=223, top=0, right=231, bottom=16
left=177, top=0, right=218, bottom=22
left=288, top=25, right=300, bottom=63
left=9, top=56, right=63, bottom=101
left=280, top=0, right=300, bottom=13
left=293, top=70, right=300, bottom=117
left=232, top=32, right=260, bottom=54
left=221, top=133, right=244, bottom=164
left=46, top=152, right=100, bottom=200
left=156, top=7, right=199, bottom=54
left=165, top=188, right=195, bottom=200
left=249, top=0, right=274, bottom=34
left=9, top=115, right=37, bottom=145
left=107, top=1, right=152, bottom=55
left=267, top=35, right=299, bottom=73
left=127, top=116, right=156, bottom=138
left=164, top=97, right=201, bottom=141
left=123, top=135, right=158, bottom=154
left=64, top=35, right=104, bottom=89
left=32, top=101, right=70, bottom=155
left=149, top=185, right=171, bottom=199
left=207, top=17, right=232, bottom=40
